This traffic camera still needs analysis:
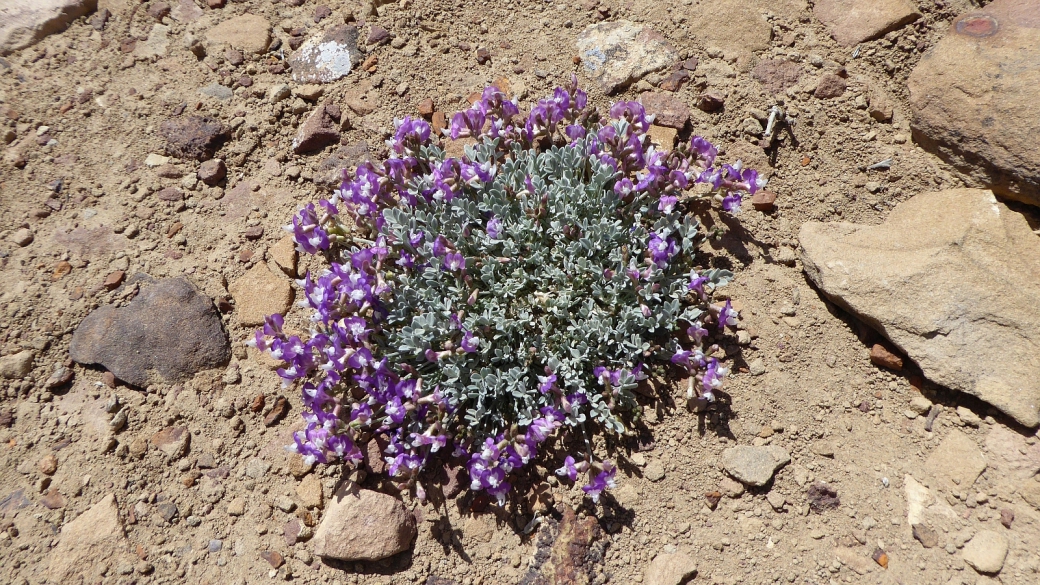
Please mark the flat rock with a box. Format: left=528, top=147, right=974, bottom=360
left=70, top=276, right=231, bottom=387
left=206, top=14, right=270, bottom=55
left=814, top=0, right=921, bottom=46
left=0, top=350, right=33, bottom=379
left=904, top=474, right=934, bottom=526
left=269, top=236, right=299, bottom=277
left=312, top=485, right=416, bottom=561
left=799, top=189, right=1040, bottom=426
left=751, top=59, right=803, bottom=94
left=150, top=426, right=190, bottom=459
left=962, top=530, right=1008, bottom=574
left=639, top=92, right=690, bottom=129
left=644, top=549, right=697, bottom=585
left=228, top=264, right=294, bottom=327
left=0, top=0, right=97, bottom=56
left=984, top=425, right=1040, bottom=480
left=720, top=445, right=790, bottom=486
left=924, top=430, right=987, bottom=489
left=292, top=103, right=342, bottom=154
left=576, top=21, right=678, bottom=94
left=134, top=23, right=169, bottom=59
left=289, top=25, right=362, bottom=84
left=908, top=0, right=1040, bottom=206
left=684, top=0, right=805, bottom=56
left=47, top=494, right=128, bottom=582
left=160, top=116, right=226, bottom=161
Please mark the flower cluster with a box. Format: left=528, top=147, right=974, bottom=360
left=254, top=78, right=762, bottom=505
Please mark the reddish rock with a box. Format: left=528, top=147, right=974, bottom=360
left=40, top=488, right=66, bottom=510
left=261, top=550, right=284, bottom=568
left=870, top=343, right=904, bottom=370
left=417, top=98, right=435, bottom=118
left=314, top=5, right=332, bottom=23
left=150, top=426, right=190, bottom=459
left=476, top=47, right=491, bottom=64
left=696, top=92, right=725, bottom=112
left=807, top=482, right=840, bottom=513
left=160, top=116, right=226, bottom=161
left=1000, top=508, right=1014, bottom=528
left=292, top=103, right=342, bottom=154
left=155, top=187, right=183, bottom=202
left=264, top=396, right=289, bottom=426
left=814, top=74, right=847, bottom=99
left=367, top=24, right=389, bottom=45
left=638, top=92, right=690, bottom=129
left=752, top=60, right=803, bottom=94
left=519, top=505, right=601, bottom=584
left=197, top=159, right=226, bottom=185
left=751, top=190, right=776, bottom=211
left=103, top=271, right=126, bottom=290
left=814, top=0, right=921, bottom=46
left=147, top=2, right=171, bottom=21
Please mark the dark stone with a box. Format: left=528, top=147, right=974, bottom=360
left=814, top=73, right=847, bottom=99
left=519, top=505, right=604, bottom=585
left=264, top=396, right=289, bottom=426
left=147, top=2, right=171, bottom=21
left=696, top=92, right=726, bottom=112
left=197, top=159, right=227, bottom=185
left=157, top=501, right=179, bottom=523
left=289, top=25, right=361, bottom=84
left=807, top=482, right=840, bottom=513
left=639, top=91, right=690, bottom=129
left=39, top=488, right=65, bottom=510
left=261, top=550, right=285, bottom=568
left=69, top=276, right=231, bottom=388
left=155, top=187, right=183, bottom=202
left=159, top=116, right=227, bottom=161
left=367, top=25, right=390, bottom=45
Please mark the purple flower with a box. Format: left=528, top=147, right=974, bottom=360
left=721, top=192, right=743, bottom=213
left=556, top=456, right=579, bottom=482
left=719, top=299, right=739, bottom=330
left=392, top=116, right=431, bottom=154
left=701, top=357, right=727, bottom=401
left=659, top=195, right=678, bottom=214
left=449, top=107, right=485, bottom=140
left=687, top=321, right=709, bottom=344
left=486, top=217, right=503, bottom=239
left=648, top=232, right=678, bottom=267
left=582, top=461, right=617, bottom=503
left=460, top=330, right=479, bottom=353
left=537, top=373, right=557, bottom=394
left=443, top=252, right=465, bottom=272
left=432, top=235, right=450, bottom=257
left=290, top=203, right=330, bottom=254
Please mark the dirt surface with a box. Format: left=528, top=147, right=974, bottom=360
left=2, top=1, right=1039, bottom=584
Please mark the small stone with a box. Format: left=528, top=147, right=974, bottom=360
left=292, top=103, right=342, bottom=154
left=999, top=508, right=1014, bottom=529
left=814, top=73, right=847, bottom=99
left=150, top=426, right=190, bottom=459
left=644, top=550, right=697, bottom=585
left=718, top=477, right=744, bottom=498
left=228, top=265, right=295, bottom=327
left=957, top=406, right=982, bottom=427
left=644, top=460, right=665, bottom=482
left=35, top=454, right=58, bottom=477
left=751, top=59, right=803, bottom=95
left=206, top=14, right=271, bottom=54
left=8, top=228, right=34, bottom=247
left=925, top=430, right=987, bottom=489
left=46, top=494, right=127, bottom=582
left=197, top=159, right=226, bottom=185
left=40, top=488, right=66, bottom=510
left=296, top=474, right=324, bottom=509
left=156, top=501, right=178, bottom=523
left=639, top=92, right=690, bottom=129
left=228, top=497, right=245, bottom=516
left=155, top=187, right=183, bottom=202
left=721, top=446, right=790, bottom=487
left=263, top=396, right=289, bottom=427
left=962, top=530, right=1008, bottom=574
left=912, top=523, right=939, bottom=548
left=367, top=24, right=389, bottom=45
left=261, top=550, right=284, bottom=568
left=314, top=5, right=332, bottom=23
left=870, top=343, right=904, bottom=370
left=872, top=548, right=889, bottom=569
left=160, top=116, right=226, bottom=161
left=417, top=98, right=434, bottom=117
left=476, top=47, right=491, bottom=64
left=0, top=350, right=34, bottom=379
left=289, top=25, right=362, bottom=84
left=269, top=236, right=299, bottom=277
left=751, top=190, right=776, bottom=211
left=312, top=486, right=416, bottom=561
left=245, top=458, right=271, bottom=479
left=766, top=491, right=786, bottom=511
left=274, top=495, right=296, bottom=513
left=909, top=395, right=932, bottom=415
left=199, top=83, right=233, bottom=101
left=208, top=539, right=223, bottom=553
left=147, top=2, right=171, bottom=20
left=696, top=92, right=726, bottom=112
left=807, top=482, right=840, bottom=513
left=812, top=441, right=836, bottom=458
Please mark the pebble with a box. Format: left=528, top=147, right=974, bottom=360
left=37, top=454, right=58, bottom=475
left=721, top=445, right=790, bottom=487
left=912, top=523, right=939, bottom=548
left=748, top=358, right=766, bottom=376
left=644, top=461, right=665, bottom=482
left=639, top=92, right=690, bottom=129
left=197, top=159, right=227, bottom=185
left=228, top=497, right=246, bottom=516
left=751, top=190, right=776, bottom=211
left=208, top=539, right=223, bottom=553
left=292, top=103, right=342, bottom=154
left=644, top=550, right=697, bottom=585
left=962, top=530, right=1008, bottom=574
left=160, top=116, right=226, bottom=161
left=814, top=74, right=847, bottom=99
left=274, top=495, right=296, bottom=513
left=312, top=486, right=416, bottom=561
left=0, top=350, right=34, bottom=379
left=205, top=14, right=271, bottom=54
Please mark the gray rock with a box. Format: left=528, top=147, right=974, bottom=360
left=313, top=485, right=416, bottom=561
left=909, top=0, right=1040, bottom=207
left=721, top=445, right=791, bottom=487
left=290, top=25, right=362, bottom=84
left=0, top=350, right=34, bottom=379
left=575, top=21, right=677, bottom=94
left=644, top=460, right=665, bottom=482
left=799, top=189, right=1040, bottom=427
left=199, top=83, right=233, bottom=101
left=962, top=530, right=1008, bottom=574
left=69, top=276, right=231, bottom=388
left=0, top=0, right=97, bottom=56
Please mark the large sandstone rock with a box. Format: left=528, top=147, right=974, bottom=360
left=0, top=0, right=97, bottom=56
left=908, top=0, right=1040, bottom=207
left=575, top=21, right=678, bottom=94
left=205, top=14, right=270, bottom=54
left=684, top=0, right=806, bottom=56
left=47, top=494, right=128, bottom=582
left=814, top=0, right=920, bottom=46
left=313, top=485, right=416, bottom=561
left=799, top=189, right=1040, bottom=427
left=962, top=530, right=1008, bottom=574
left=924, top=430, right=987, bottom=489
left=70, top=276, right=231, bottom=387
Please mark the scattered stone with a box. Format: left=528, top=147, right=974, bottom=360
left=290, top=25, right=362, bottom=84
left=869, top=343, right=904, bottom=370
left=684, top=0, right=791, bottom=56
left=751, top=190, right=776, bottom=211
left=292, top=84, right=324, bottom=101
left=103, top=270, right=126, bottom=290
left=292, top=103, right=342, bottom=154
left=197, top=159, right=226, bottom=185
left=799, top=189, right=1040, bottom=427
left=871, top=548, right=889, bottom=569
left=913, top=523, right=939, bottom=548
left=155, top=187, right=183, bottom=202
left=150, top=426, right=190, bottom=459
left=962, top=530, right=1008, bottom=574
left=807, top=482, right=840, bottom=513
left=696, top=92, right=726, bottom=113
left=37, top=454, right=58, bottom=475
left=520, top=505, right=601, bottom=584
left=367, top=24, right=389, bottom=45
left=296, top=474, right=323, bottom=509
left=90, top=8, right=111, bottom=31
left=639, top=92, right=690, bottom=129
left=925, top=429, right=987, bottom=489
left=0, top=0, right=97, bottom=55
left=261, top=550, right=284, bottom=568
left=814, top=74, right=847, bottom=99
left=766, top=491, right=786, bottom=511
left=228, top=265, right=294, bottom=327
left=9, top=227, right=33, bottom=246
left=751, top=60, right=803, bottom=94
left=40, top=487, right=66, bottom=510
left=160, top=116, right=226, bottom=161
left=70, top=276, right=231, bottom=388
left=748, top=357, right=766, bottom=376
left=0, top=350, right=33, bottom=379
left=206, top=14, right=271, bottom=54
left=1000, top=508, right=1014, bottom=529
left=263, top=396, right=289, bottom=427
left=646, top=125, right=677, bottom=151
left=44, top=365, right=73, bottom=388
left=644, top=549, right=697, bottom=585
left=199, top=83, right=233, bottom=101
left=957, top=406, right=982, bottom=427
left=47, top=494, right=127, bottom=582
left=417, top=98, right=435, bottom=117
left=908, top=0, right=1040, bottom=206
left=269, top=236, right=299, bottom=277
left=156, top=501, right=178, bottom=523
left=833, top=547, right=877, bottom=575
left=134, top=24, right=171, bottom=59
left=720, top=445, right=790, bottom=487
left=867, top=84, right=894, bottom=122
left=575, top=21, right=678, bottom=94
left=814, top=0, right=921, bottom=46
left=644, top=460, right=665, bottom=482
left=312, top=485, right=417, bottom=561
left=245, top=458, right=271, bottom=479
